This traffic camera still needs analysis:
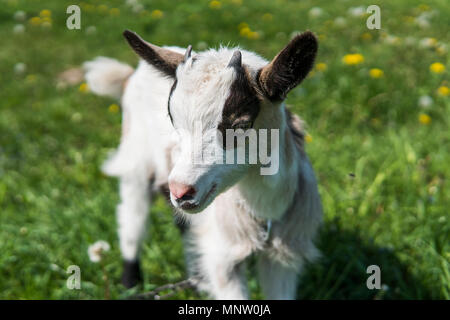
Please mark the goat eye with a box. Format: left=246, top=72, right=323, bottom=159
left=232, top=121, right=252, bottom=131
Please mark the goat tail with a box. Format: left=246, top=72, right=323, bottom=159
left=83, top=57, right=134, bottom=100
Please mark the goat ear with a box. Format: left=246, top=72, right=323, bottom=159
left=123, top=30, right=184, bottom=77
left=258, top=31, right=318, bottom=101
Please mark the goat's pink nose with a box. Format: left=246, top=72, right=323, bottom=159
left=169, top=181, right=196, bottom=200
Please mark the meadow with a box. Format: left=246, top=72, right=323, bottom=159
left=0, top=0, right=448, bottom=299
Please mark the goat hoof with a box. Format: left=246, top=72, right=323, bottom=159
left=121, top=260, right=142, bottom=288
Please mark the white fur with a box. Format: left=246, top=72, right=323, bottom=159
left=85, top=45, right=322, bottom=299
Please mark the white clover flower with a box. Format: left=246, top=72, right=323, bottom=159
left=132, top=3, right=144, bottom=13
left=86, top=26, right=97, bottom=35
left=14, top=10, right=26, bottom=22
left=88, top=240, right=110, bottom=263
left=13, top=24, right=25, bottom=34
left=333, top=17, right=347, bottom=27
left=348, top=6, right=365, bottom=17
left=125, top=0, right=139, bottom=7
left=418, top=95, right=433, bottom=109
left=308, top=7, right=323, bottom=18
left=14, top=62, right=26, bottom=74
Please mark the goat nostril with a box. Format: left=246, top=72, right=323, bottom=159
left=178, top=187, right=196, bottom=202
left=169, top=182, right=196, bottom=201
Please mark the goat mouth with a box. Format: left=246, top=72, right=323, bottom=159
left=179, top=184, right=217, bottom=213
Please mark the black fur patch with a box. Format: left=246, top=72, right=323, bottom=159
left=217, top=65, right=261, bottom=148
left=121, top=260, right=142, bottom=288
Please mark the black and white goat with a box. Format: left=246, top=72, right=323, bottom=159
left=84, top=30, right=322, bottom=299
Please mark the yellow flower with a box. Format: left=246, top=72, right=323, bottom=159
left=430, top=62, right=445, bottom=74
left=29, top=16, right=41, bottom=26
left=262, top=13, right=273, bottom=21
left=240, top=26, right=251, bottom=37
left=316, top=63, right=327, bottom=72
left=238, top=22, right=249, bottom=31
left=305, top=134, right=313, bottom=143
left=25, top=74, right=37, bottom=83
left=40, top=9, right=51, bottom=18
left=418, top=4, right=430, bottom=11
left=342, top=53, right=364, bottom=65
left=369, top=68, right=384, bottom=78
left=437, top=85, right=449, bottom=96
left=108, top=104, right=120, bottom=113
left=79, top=83, right=89, bottom=93
left=151, top=9, right=163, bottom=19
left=361, top=32, right=372, bottom=40
left=109, top=8, right=120, bottom=16
left=98, top=4, right=108, bottom=13
left=209, top=0, right=222, bottom=10
left=418, top=113, right=431, bottom=125
left=247, top=31, right=260, bottom=40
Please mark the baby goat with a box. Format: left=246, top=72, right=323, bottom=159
left=84, top=30, right=322, bottom=299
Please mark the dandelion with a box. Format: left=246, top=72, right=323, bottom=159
left=418, top=95, right=433, bottom=108
left=369, top=68, right=384, bottom=78
left=151, top=9, right=163, bottom=19
left=41, top=16, right=52, bottom=28
left=418, top=113, right=431, bottom=125
left=98, top=4, right=108, bottom=13
left=13, top=24, right=25, bottom=34
left=238, top=22, right=249, bottom=31
left=361, top=32, right=372, bottom=40
left=316, top=63, right=327, bottom=72
left=436, top=44, right=447, bottom=55
left=418, top=4, right=430, bottom=11
left=108, top=104, right=120, bottom=113
left=419, top=37, right=437, bottom=48
left=342, top=53, right=364, bottom=65
left=109, top=8, right=120, bottom=16
left=40, top=9, right=51, bottom=18
left=209, top=0, right=222, bottom=10
left=14, top=10, right=26, bottom=22
left=88, top=240, right=110, bottom=263
left=305, top=134, right=313, bottom=143
left=430, top=62, right=445, bottom=74
left=29, top=16, right=41, bottom=26
left=437, top=85, right=449, bottom=96
left=25, top=74, right=37, bottom=83
left=247, top=31, right=260, bottom=40
left=79, top=83, right=89, bottom=93
left=262, top=13, right=273, bottom=21
left=240, top=26, right=251, bottom=37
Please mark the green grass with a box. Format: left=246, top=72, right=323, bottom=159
left=0, top=0, right=448, bottom=299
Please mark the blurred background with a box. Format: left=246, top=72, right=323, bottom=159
left=0, top=0, right=448, bottom=299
